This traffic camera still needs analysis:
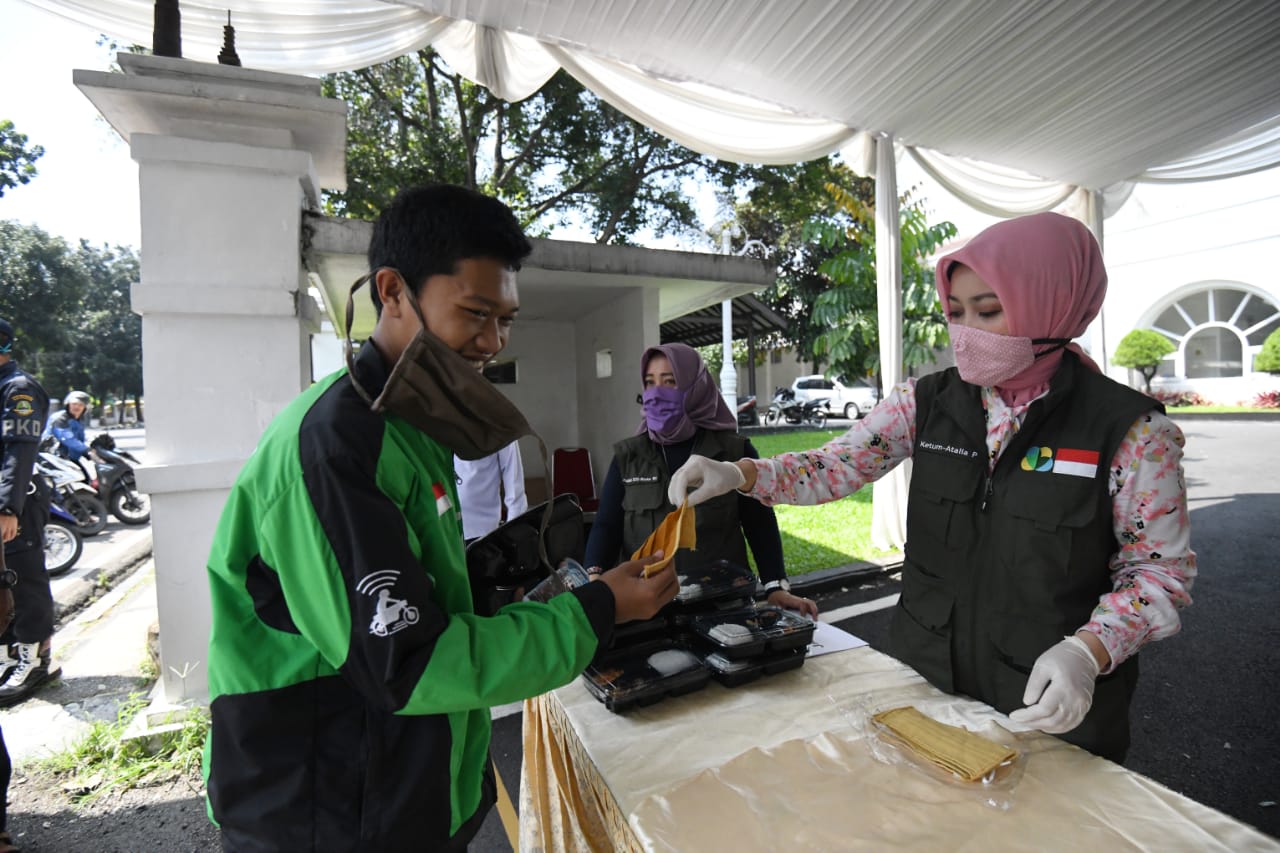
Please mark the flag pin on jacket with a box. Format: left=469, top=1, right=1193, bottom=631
left=433, top=482, right=453, bottom=516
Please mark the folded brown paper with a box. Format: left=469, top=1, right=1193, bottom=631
left=631, top=500, right=696, bottom=577
left=873, top=706, right=1018, bottom=782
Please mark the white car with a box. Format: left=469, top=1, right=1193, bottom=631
left=789, top=375, right=880, bottom=419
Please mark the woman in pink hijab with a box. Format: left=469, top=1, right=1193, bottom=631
left=585, top=343, right=818, bottom=618
left=669, top=212, right=1195, bottom=763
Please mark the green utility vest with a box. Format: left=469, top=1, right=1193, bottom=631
left=613, top=429, right=750, bottom=570
left=891, top=353, right=1160, bottom=762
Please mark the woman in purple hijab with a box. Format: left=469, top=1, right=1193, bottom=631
left=584, top=343, right=818, bottom=618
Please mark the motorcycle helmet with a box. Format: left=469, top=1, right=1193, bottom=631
left=64, top=390, right=91, bottom=413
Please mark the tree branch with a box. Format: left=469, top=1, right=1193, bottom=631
left=495, top=108, right=557, bottom=189
left=449, top=73, right=478, bottom=189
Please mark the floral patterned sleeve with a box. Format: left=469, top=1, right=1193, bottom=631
left=1082, top=410, right=1196, bottom=673
left=749, top=381, right=917, bottom=506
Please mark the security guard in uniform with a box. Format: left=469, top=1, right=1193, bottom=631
left=0, top=317, right=56, bottom=705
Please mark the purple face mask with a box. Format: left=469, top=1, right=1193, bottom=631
left=642, top=386, right=694, bottom=444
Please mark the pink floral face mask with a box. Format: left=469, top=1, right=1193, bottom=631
left=949, top=324, right=1071, bottom=388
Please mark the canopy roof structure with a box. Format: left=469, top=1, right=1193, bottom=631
left=660, top=294, right=789, bottom=350
left=27, top=0, right=1280, bottom=197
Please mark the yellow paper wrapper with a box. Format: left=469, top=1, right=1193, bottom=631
left=631, top=500, right=696, bottom=577
left=872, top=706, right=1018, bottom=782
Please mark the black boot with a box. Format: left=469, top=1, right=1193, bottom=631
left=0, top=645, right=18, bottom=686
left=0, top=642, right=50, bottom=707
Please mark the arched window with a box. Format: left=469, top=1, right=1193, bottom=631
left=1147, top=285, right=1280, bottom=379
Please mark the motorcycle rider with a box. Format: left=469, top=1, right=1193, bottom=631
left=43, top=390, right=91, bottom=462
left=0, top=317, right=57, bottom=705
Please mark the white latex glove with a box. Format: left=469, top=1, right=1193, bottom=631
left=1007, top=635, right=1101, bottom=734
left=666, top=454, right=746, bottom=507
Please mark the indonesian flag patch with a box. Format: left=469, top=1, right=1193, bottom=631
left=1052, top=448, right=1100, bottom=478
left=432, top=482, right=453, bottom=516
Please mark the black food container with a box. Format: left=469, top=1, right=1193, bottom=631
left=691, top=606, right=817, bottom=661
left=581, top=638, right=710, bottom=712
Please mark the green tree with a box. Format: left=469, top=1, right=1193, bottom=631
left=0, top=220, right=90, bottom=367
left=1113, top=328, right=1176, bottom=393
left=0, top=120, right=43, bottom=197
left=321, top=50, right=728, bottom=244
left=803, top=183, right=956, bottom=386
left=0, top=221, right=142, bottom=412
left=731, top=160, right=874, bottom=371
left=1252, top=327, right=1280, bottom=374
left=73, top=242, right=144, bottom=416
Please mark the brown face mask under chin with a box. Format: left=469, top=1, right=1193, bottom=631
left=342, top=270, right=568, bottom=572
left=343, top=271, right=533, bottom=461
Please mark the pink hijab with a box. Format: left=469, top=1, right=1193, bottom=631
left=935, top=211, right=1106, bottom=406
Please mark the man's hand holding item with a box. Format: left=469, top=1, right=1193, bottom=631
left=1008, top=634, right=1102, bottom=734
left=598, top=553, right=679, bottom=623
left=667, top=455, right=751, bottom=507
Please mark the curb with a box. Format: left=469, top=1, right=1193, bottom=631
left=1166, top=411, right=1280, bottom=421
left=788, top=556, right=902, bottom=597
left=52, top=530, right=154, bottom=625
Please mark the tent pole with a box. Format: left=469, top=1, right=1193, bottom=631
left=871, top=132, right=910, bottom=550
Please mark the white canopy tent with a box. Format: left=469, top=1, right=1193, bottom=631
left=28, top=0, right=1280, bottom=548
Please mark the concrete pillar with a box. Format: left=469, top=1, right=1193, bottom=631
left=75, top=54, right=346, bottom=701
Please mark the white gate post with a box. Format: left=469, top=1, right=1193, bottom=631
left=75, top=54, right=347, bottom=701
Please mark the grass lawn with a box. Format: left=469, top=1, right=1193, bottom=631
left=1166, top=405, right=1275, bottom=414
left=744, top=428, right=903, bottom=576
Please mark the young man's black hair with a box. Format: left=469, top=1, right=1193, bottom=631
left=366, top=184, right=533, bottom=315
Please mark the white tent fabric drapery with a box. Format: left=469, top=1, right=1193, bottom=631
left=23, top=0, right=1280, bottom=197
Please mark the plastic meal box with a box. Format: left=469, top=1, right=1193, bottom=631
left=691, top=606, right=817, bottom=661
left=581, top=638, right=711, bottom=712
left=665, top=558, right=758, bottom=609
left=702, top=647, right=807, bottom=687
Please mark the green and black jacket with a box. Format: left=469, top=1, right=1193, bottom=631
left=892, top=352, right=1158, bottom=762
left=204, top=343, right=615, bottom=852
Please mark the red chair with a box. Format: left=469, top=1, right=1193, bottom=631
left=551, top=447, right=599, bottom=513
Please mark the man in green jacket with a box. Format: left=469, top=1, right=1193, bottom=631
left=204, top=185, right=677, bottom=851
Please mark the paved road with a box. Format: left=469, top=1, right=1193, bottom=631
left=476, top=417, right=1280, bottom=850
left=48, top=427, right=150, bottom=613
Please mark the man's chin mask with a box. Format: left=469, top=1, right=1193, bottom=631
left=342, top=270, right=533, bottom=461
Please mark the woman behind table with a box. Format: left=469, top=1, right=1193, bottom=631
left=584, top=343, right=818, bottom=619
left=668, top=212, right=1194, bottom=763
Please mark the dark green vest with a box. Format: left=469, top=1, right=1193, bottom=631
left=890, top=353, right=1160, bottom=762
left=613, top=429, right=750, bottom=571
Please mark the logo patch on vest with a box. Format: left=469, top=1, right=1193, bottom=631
left=1052, top=448, right=1099, bottom=478
left=1021, top=447, right=1054, bottom=472
left=1023, top=446, right=1099, bottom=478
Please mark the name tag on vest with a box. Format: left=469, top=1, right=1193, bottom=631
left=918, top=440, right=980, bottom=460
left=622, top=475, right=661, bottom=485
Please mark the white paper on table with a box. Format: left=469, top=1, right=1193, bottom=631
left=805, top=620, right=869, bottom=657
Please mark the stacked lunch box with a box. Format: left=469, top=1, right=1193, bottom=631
left=581, top=557, right=815, bottom=711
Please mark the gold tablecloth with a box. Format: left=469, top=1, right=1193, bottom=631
left=519, top=646, right=1278, bottom=852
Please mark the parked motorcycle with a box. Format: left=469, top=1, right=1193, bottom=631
left=764, top=388, right=828, bottom=427
left=44, top=500, right=83, bottom=577
left=36, top=446, right=108, bottom=536
left=736, top=394, right=759, bottom=427
left=89, top=433, right=150, bottom=525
